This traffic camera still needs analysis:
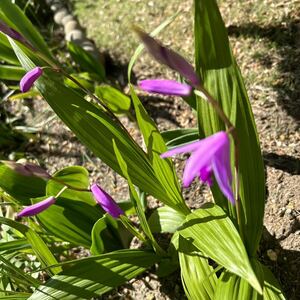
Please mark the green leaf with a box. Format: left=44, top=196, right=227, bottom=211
left=0, top=217, right=61, bottom=275
left=261, top=264, right=286, bottom=300
left=0, top=254, right=40, bottom=288
left=64, top=73, right=94, bottom=92
left=194, top=0, right=265, bottom=255
left=179, top=244, right=217, bottom=300
left=0, top=34, right=19, bottom=64
left=90, top=214, right=124, bottom=255
left=148, top=206, right=185, bottom=233
left=161, top=128, right=199, bottom=148
left=95, top=85, right=131, bottom=114
left=112, top=140, right=154, bottom=244
left=29, top=249, right=159, bottom=300
left=10, top=39, right=170, bottom=207
left=130, top=85, right=189, bottom=214
left=128, top=11, right=180, bottom=82
left=0, top=239, right=30, bottom=253
left=0, top=0, right=52, bottom=58
left=0, top=161, right=46, bottom=205
left=214, top=271, right=262, bottom=300
left=213, top=260, right=285, bottom=300
left=10, top=39, right=173, bottom=207
left=35, top=166, right=102, bottom=247
left=0, top=65, right=24, bottom=80
left=178, top=203, right=261, bottom=293
left=67, top=42, right=105, bottom=81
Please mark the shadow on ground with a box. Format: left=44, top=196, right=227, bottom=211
left=227, top=16, right=300, bottom=123
left=260, top=226, right=300, bottom=300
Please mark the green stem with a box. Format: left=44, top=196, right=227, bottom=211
left=195, top=87, right=244, bottom=241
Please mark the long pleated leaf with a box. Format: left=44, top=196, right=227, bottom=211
left=130, top=85, right=189, bottom=214
left=0, top=217, right=61, bottom=275
left=9, top=39, right=171, bottom=206
left=194, top=0, right=265, bottom=255
left=0, top=65, right=24, bottom=80
left=29, top=250, right=159, bottom=300
left=178, top=203, right=261, bottom=293
left=179, top=237, right=217, bottom=300
left=0, top=0, right=52, bottom=58
left=214, top=260, right=285, bottom=300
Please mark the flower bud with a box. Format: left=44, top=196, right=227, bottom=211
left=20, top=67, right=43, bottom=93
left=17, top=196, right=56, bottom=218
left=139, top=79, right=192, bottom=96
left=91, top=184, right=124, bottom=218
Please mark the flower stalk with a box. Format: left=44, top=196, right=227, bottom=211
left=195, top=87, right=243, bottom=240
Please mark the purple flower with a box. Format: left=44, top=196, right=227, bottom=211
left=91, top=184, right=124, bottom=218
left=17, top=196, right=56, bottom=218
left=161, top=131, right=234, bottom=204
left=2, top=160, right=51, bottom=179
left=139, top=79, right=192, bottom=96
left=20, top=67, right=43, bottom=92
left=0, top=20, right=34, bottom=50
left=134, top=27, right=200, bottom=87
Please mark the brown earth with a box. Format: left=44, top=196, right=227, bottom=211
left=5, top=0, right=299, bottom=299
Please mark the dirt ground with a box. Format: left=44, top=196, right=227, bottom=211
left=5, top=0, right=299, bottom=299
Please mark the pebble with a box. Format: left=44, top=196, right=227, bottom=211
left=64, top=20, right=80, bottom=33
left=267, top=249, right=278, bottom=261
left=66, top=30, right=84, bottom=42
left=61, top=15, right=75, bottom=26
left=54, top=9, right=68, bottom=24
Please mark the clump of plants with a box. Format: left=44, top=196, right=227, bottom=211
left=0, top=0, right=286, bottom=299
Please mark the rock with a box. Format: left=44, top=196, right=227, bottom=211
left=66, top=30, right=84, bottom=42
left=54, top=9, right=68, bottom=25
left=267, top=249, right=278, bottom=261
left=64, top=20, right=80, bottom=33
left=50, top=3, right=64, bottom=12
left=62, top=15, right=74, bottom=26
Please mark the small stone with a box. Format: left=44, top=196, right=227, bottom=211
left=50, top=3, right=64, bottom=11
left=64, top=20, right=80, bottom=33
left=54, top=9, right=68, bottom=25
left=267, top=249, right=278, bottom=261
left=146, top=294, right=154, bottom=300
left=66, top=30, right=84, bottom=42
left=278, top=207, right=286, bottom=217
left=61, top=15, right=74, bottom=26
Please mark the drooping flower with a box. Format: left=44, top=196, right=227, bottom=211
left=2, top=160, right=51, bottom=179
left=138, top=79, right=192, bottom=96
left=0, top=20, right=34, bottom=50
left=20, top=67, right=43, bottom=92
left=17, top=196, right=56, bottom=218
left=91, top=184, right=124, bottom=218
left=161, top=131, right=234, bottom=204
left=134, top=27, right=200, bottom=87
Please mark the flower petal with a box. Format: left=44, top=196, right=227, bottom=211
left=17, top=196, right=56, bottom=218
left=20, top=67, right=43, bottom=93
left=211, top=134, right=234, bottom=203
left=199, top=165, right=213, bottom=186
left=91, top=184, right=124, bottom=218
left=139, top=79, right=192, bottom=96
left=134, top=27, right=200, bottom=86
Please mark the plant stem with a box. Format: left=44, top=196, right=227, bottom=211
left=195, top=87, right=244, bottom=241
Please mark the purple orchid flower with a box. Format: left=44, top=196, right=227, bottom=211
left=161, top=131, right=235, bottom=204
left=91, top=184, right=124, bottom=218
left=134, top=27, right=200, bottom=87
left=0, top=20, right=34, bottom=50
left=17, top=196, right=56, bottom=218
left=2, top=160, right=51, bottom=179
left=20, top=67, right=43, bottom=93
left=139, top=79, right=192, bottom=96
